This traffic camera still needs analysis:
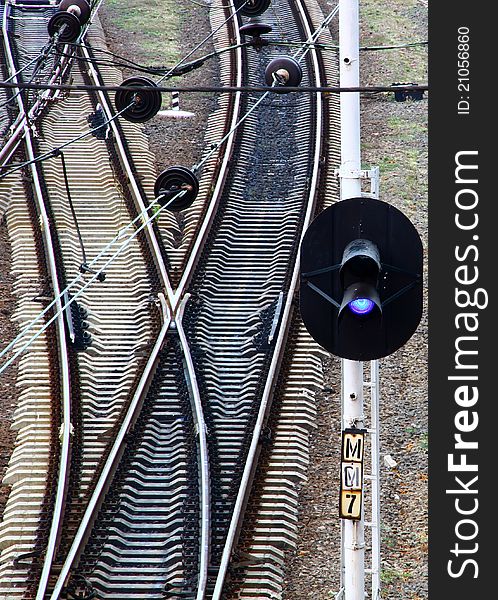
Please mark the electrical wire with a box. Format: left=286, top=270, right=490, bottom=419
left=61, top=43, right=167, bottom=73
left=0, top=101, right=132, bottom=180
left=0, top=2, right=427, bottom=181
left=57, top=150, right=88, bottom=265
left=360, top=41, right=428, bottom=51
left=0, top=190, right=184, bottom=375
left=0, top=0, right=269, bottom=366
left=155, top=0, right=249, bottom=84
left=0, top=37, right=60, bottom=111
left=54, top=38, right=428, bottom=79
left=0, top=79, right=428, bottom=95
left=1, top=0, right=247, bottom=176
left=193, top=4, right=341, bottom=172
left=292, top=3, right=339, bottom=63
left=0, top=3, right=428, bottom=370
left=0, top=4, right=425, bottom=174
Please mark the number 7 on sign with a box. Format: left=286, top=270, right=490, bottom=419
left=340, top=490, right=362, bottom=520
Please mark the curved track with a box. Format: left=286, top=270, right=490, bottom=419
left=0, top=0, right=341, bottom=598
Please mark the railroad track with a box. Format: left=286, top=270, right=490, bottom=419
left=0, top=0, right=341, bottom=597
left=0, top=1, right=175, bottom=597
left=0, top=3, right=73, bottom=598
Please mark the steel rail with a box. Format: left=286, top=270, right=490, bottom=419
left=174, top=294, right=211, bottom=600
left=42, top=9, right=243, bottom=591
left=211, top=0, right=325, bottom=594
left=33, top=36, right=175, bottom=600
left=170, top=0, right=243, bottom=310
left=56, top=6, right=243, bottom=589
left=49, top=294, right=172, bottom=600
left=3, top=1, right=242, bottom=596
left=1, top=4, right=72, bottom=600
left=0, top=1, right=94, bottom=169
left=0, top=4, right=176, bottom=595
left=78, top=40, right=174, bottom=299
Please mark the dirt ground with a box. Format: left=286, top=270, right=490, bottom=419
left=283, top=2, right=428, bottom=598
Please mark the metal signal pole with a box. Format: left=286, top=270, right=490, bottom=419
left=339, top=1, right=365, bottom=599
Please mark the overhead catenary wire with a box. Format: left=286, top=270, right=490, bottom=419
left=0, top=0, right=247, bottom=176
left=0, top=36, right=61, bottom=111
left=0, top=0, right=428, bottom=180
left=0, top=100, right=133, bottom=180
left=292, top=3, right=339, bottom=63
left=0, top=79, right=428, bottom=95
left=183, top=0, right=234, bottom=9
left=0, top=190, right=185, bottom=375
left=9, top=0, right=337, bottom=336
left=194, top=3, right=343, bottom=171
left=155, top=0, right=249, bottom=85
left=0, top=201, right=158, bottom=365
left=0, top=2, right=427, bottom=366
left=0, top=36, right=428, bottom=180
left=0, top=0, right=274, bottom=366
left=0, top=3, right=248, bottom=366
left=55, top=38, right=428, bottom=79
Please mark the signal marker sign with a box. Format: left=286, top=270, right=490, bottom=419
left=340, top=429, right=366, bottom=520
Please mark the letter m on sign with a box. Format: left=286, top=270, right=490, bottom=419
left=342, top=430, right=366, bottom=463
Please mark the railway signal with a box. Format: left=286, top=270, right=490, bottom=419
left=299, top=196, right=423, bottom=361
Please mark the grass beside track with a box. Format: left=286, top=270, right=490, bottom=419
left=102, top=0, right=182, bottom=66
left=97, top=0, right=429, bottom=598
left=360, top=1, right=428, bottom=598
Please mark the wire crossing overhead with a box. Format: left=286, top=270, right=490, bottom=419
left=0, top=79, right=428, bottom=94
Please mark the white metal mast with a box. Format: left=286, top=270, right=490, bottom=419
left=339, top=1, right=365, bottom=598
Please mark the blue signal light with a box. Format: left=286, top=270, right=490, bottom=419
left=348, top=298, right=375, bottom=316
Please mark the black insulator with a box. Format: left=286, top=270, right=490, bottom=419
left=234, top=0, right=271, bottom=17
left=239, top=20, right=272, bottom=45
left=114, top=76, right=162, bottom=123
left=391, top=82, right=424, bottom=102
left=59, top=0, right=91, bottom=24
left=264, top=56, right=303, bottom=92
left=154, top=166, right=199, bottom=211
left=240, top=21, right=272, bottom=37
left=47, top=11, right=81, bottom=42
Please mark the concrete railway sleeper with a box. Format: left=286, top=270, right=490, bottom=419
left=0, top=0, right=343, bottom=597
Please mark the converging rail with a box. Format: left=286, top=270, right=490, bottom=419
left=208, top=0, right=326, bottom=593
left=0, top=0, right=342, bottom=597
left=0, top=2, right=72, bottom=597
left=47, top=3, right=243, bottom=597
left=0, top=2, right=243, bottom=598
